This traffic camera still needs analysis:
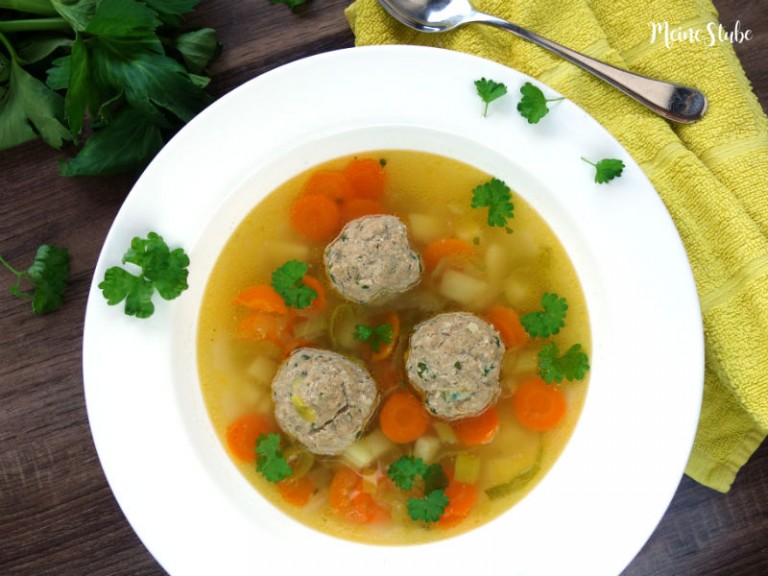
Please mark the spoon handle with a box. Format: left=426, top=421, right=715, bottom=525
left=474, top=12, right=706, bottom=123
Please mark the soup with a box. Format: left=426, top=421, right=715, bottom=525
left=197, top=150, right=590, bottom=545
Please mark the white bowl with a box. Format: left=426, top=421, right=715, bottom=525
left=83, top=45, right=703, bottom=576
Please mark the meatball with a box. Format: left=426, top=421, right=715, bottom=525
left=405, top=312, right=505, bottom=420
left=272, top=348, right=379, bottom=455
left=324, top=215, right=422, bottom=304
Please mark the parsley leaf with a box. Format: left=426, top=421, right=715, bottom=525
left=538, top=342, right=590, bottom=384
left=387, top=456, right=428, bottom=490
left=521, top=293, right=568, bottom=337
left=256, top=433, right=293, bottom=483
left=1, top=244, right=70, bottom=314
left=407, top=489, right=449, bottom=523
left=581, top=157, right=625, bottom=183
left=517, top=81, right=565, bottom=124
left=470, top=178, right=514, bottom=228
left=271, top=260, right=318, bottom=309
left=474, top=77, right=508, bottom=117
left=354, top=322, right=394, bottom=352
left=268, top=0, right=308, bottom=8
left=98, top=232, right=189, bottom=318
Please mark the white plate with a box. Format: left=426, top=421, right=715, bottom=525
left=83, top=45, right=703, bottom=576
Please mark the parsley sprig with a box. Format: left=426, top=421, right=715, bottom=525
left=271, top=260, right=318, bottom=309
left=474, top=77, right=508, bottom=117
left=581, top=157, right=625, bottom=183
left=1, top=244, right=69, bottom=314
left=99, top=232, right=189, bottom=319
left=521, top=293, right=568, bottom=338
left=517, top=82, right=565, bottom=124
left=538, top=342, right=590, bottom=384
left=354, top=322, right=393, bottom=352
left=387, top=456, right=449, bottom=523
left=470, top=177, right=514, bottom=228
left=256, top=433, right=293, bottom=483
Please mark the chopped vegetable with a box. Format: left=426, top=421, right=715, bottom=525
left=256, top=433, right=293, bottom=483
left=407, top=489, right=449, bottom=523
left=98, top=232, right=189, bottom=318
left=303, top=170, right=355, bottom=203
left=354, top=322, right=394, bottom=353
left=0, top=0, right=220, bottom=175
left=485, top=305, right=528, bottom=349
left=520, top=292, right=567, bottom=337
left=470, top=178, right=514, bottom=228
left=379, top=391, right=431, bottom=444
left=233, top=284, right=289, bottom=314
left=512, top=377, right=567, bottom=431
left=289, top=193, right=342, bottom=242
left=581, top=157, right=625, bottom=183
left=236, top=311, right=293, bottom=347
left=422, top=238, right=475, bottom=271
left=271, top=260, right=318, bottom=309
left=225, top=412, right=275, bottom=463
left=437, top=479, right=478, bottom=527
left=474, top=77, right=508, bottom=117
left=451, top=406, right=500, bottom=446
left=517, top=81, right=565, bottom=124
left=484, top=448, right=542, bottom=500
left=1, top=244, right=69, bottom=314
left=453, top=453, right=481, bottom=485
left=329, top=467, right=389, bottom=524
left=342, top=157, right=386, bottom=200
left=538, top=342, right=590, bottom=383
left=340, top=198, right=384, bottom=224
left=277, top=475, right=315, bottom=507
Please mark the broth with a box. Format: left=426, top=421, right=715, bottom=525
left=197, top=150, right=590, bottom=545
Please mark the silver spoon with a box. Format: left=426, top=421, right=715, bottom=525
left=377, top=0, right=707, bottom=123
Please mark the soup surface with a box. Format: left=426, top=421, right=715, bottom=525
left=197, top=150, right=590, bottom=545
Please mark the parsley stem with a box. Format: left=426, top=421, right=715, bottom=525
left=0, top=17, right=69, bottom=33
left=580, top=157, right=596, bottom=166
left=0, top=0, right=58, bottom=16
left=0, top=255, right=23, bottom=280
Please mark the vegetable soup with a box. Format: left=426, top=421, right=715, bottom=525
left=197, top=150, right=590, bottom=545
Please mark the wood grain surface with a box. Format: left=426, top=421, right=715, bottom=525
left=1, top=1, right=766, bottom=575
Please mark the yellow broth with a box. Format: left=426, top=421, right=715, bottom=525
left=197, top=150, right=590, bottom=544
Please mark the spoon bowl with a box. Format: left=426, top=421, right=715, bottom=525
left=377, top=0, right=707, bottom=123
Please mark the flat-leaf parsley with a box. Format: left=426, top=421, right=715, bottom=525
left=271, top=260, right=318, bottom=309
left=256, top=433, right=293, bottom=482
left=470, top=178, right=514, bottom=228
left=521, top=293, right=568, bottom=337
left=387, top=455, right=449, bottom=523
left=354, top=322, right=393, bottom=352
left=517, top=82, right=565, bottom=124
left=474, top=77, right=508, bottom=117
left=538, top=342, right=590, bottom=384
left=581, top=157, right=625, bottom=183
left=99, top=232, right=189, bottom=318
left=1, top=244, right=70, bottom=314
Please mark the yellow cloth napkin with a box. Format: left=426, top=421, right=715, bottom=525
left=346, top=0, right=768, bottom=492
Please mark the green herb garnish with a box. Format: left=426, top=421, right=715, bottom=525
left=1, top=244, right=69, bottom=314
left=581, top=157, right=625, bottom=183
left=387, top=455, right=449, bottom=523
left=470, top=178, right=514, bottom=228
left=354, top=322, right=393, bottom=352
left=271, top=260, right=317, bottom=309
left=538, top=342, right=590, bottom=384
left=99, top=232, right=189, bottom=318
left=268, top=0, right=307, bottom=8
left=474, top=77, right=508, bottom=117
left=256, top=433, right=293, bottom=483
left=407, top=489, right=450, bottom=523
left=521, top=293, right=568, bottom=338
left=517, top=81, right=565, bottom=124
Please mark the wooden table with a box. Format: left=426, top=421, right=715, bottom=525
left=1, top=1, right=766, bottom=574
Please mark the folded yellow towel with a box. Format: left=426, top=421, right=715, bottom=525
left=346, top=0, right=768, bottom=492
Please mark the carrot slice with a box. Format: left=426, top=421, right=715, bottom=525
left=369, top=358, right=404, bottom=393
left=422, top=238, right=475, bottom=271
left=289, top=193, right=342, bottom=242
left=329, top=468, right=389, bottom=524
left=225, top=412, right=275, bottom=463
left=303, top=170, right=355, bottom=203
left=233, top=284, right=288, bottom=314
left=451, top=406, right=500, bottom=446
left=236, top=311, right=293, bottom=346
left=379, top=391, right=430, bottom=443
left=277, top=475, right=316, bottom=507
left=342, top=157, right=386, bottom=200
left=512, top=376, right=566, bottom=431
left=437, top=479, right=478, bottom=528
left=340, top=197, right=384, bottom=224
left=486, top=305, right=528, bottom=349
